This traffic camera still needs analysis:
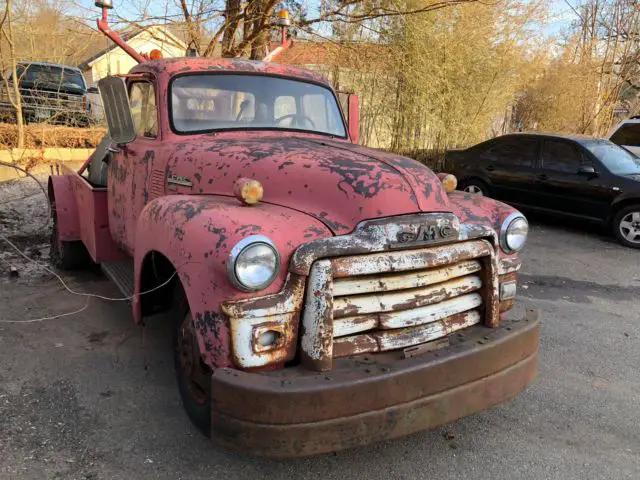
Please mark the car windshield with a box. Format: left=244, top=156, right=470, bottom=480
left=584, top=140, right=640, bottom=175
left=16, top=64, right=85, bottom=91
left=171, top=74, right=346, bottom=137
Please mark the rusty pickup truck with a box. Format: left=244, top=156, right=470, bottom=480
left=47, top=0, right=539, bottom=458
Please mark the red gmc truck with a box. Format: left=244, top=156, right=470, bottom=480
left=47, top=0, right=539, bottom=457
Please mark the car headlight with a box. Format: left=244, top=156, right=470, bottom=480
left=228, top=235, right=280, bottom=291
left=500, top=213, right=529, bottom=253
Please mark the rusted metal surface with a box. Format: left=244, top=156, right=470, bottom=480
left=333, top=315, right=378, bottom=338
left=498, top=254, right=521, bottom=275
left=300, top=260, right=334, bottom=371
left=333, top=275, right=482, bottom=318
left=333, top=310, right=481, bottom=357
left=330, top=240, right=492, bottom=278
left=298, top=239, right=498, bottom=368
left=210, top=314, right=539, bottom=457
left=133, top=197, right=331, bottom=368
left=333, top=259, right=482, bottom=296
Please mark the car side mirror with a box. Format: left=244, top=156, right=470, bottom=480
left=578, top=165, right=597, bottom=176
left=98, top=76, right=136, bottom=145
left=87, top=86, right=99, bottom=94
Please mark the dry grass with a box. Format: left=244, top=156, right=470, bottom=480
left=0, top=123, right=106, bottom=149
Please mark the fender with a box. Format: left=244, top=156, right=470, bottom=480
left=133, top=195, right=332, bottom=369
left=448, top=190, right=522, bottom=271
left=48, top=175, right=81, bottom=242
left=608, top=193, right=640, bottom=223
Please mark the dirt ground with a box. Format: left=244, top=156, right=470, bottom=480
left=1, top=176, right=639, bottom=479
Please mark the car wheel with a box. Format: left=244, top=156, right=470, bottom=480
left=49, top=201, right=91, bottom=270
left=459, top=179, right=490, bottom=197
left=172, top=285, right=212, bottom=437
left=613, top=206, right=640, bottom=249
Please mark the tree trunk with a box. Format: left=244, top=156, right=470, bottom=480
left=249, top=0, right=271, bottom=60
left=222, top=0, right=241, bottom=57
left=3, top=0, right=24, bottom=149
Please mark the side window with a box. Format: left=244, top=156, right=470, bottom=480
left=542, top=140, right=584, bottom=173
left=610, top=123, right=640, bottom=147
left=129, top=82, right=158, bottom=138
left=481, top=138, right=537, bottom=167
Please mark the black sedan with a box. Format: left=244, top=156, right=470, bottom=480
left=445, top=133, right=640, bottom=248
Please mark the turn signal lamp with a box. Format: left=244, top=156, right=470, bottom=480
left=149, top=49, right=163, bottom=60
left=234, top=178, right=264, bottom=205
left=277, top=9, right=291, bottom=26
left=437, top=173, right=458, bottom=193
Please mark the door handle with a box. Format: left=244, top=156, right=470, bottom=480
left=486, top=165, right=495, bottom=171
left=537, top=174, right=548, bottom=181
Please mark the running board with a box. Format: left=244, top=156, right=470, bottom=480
left=101, top=260, right=135, bottom=299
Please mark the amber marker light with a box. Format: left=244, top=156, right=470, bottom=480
left=277, top=9, right=291, bottom=26
left=149, top=49, right=163, bottom=60
left=437, top=173, right=458, bottom=193
left=234, top=178, right=264, bottom=205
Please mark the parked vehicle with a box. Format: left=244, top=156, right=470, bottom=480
left=446, top=133, right=640, bottom=248
left=0, top=61, right=94, bottom=126
left=608, top=116, right=640, bottom=156
left=47, top=1, right=540, bottom=457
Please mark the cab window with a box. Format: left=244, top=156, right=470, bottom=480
left=129, top=82, right=158, bottom=138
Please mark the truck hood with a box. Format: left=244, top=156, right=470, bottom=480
left=166, top=136, right=452, bottom=234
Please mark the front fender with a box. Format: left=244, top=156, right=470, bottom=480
left=133, top=195, right=332, bottom=369
left=448, top=191, right=522, bottom=271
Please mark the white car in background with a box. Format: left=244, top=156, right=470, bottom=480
left=608, top=117, right=640, bottom=155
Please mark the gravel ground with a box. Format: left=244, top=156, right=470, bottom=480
left=1, top=178, right=639, bottom=479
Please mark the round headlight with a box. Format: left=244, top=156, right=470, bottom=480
left=500, top=214, right=529, bottom=253
left=228, top=235, right=280, bottom=291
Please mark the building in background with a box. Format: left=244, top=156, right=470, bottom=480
left=79, top=26, right=187, bottom=86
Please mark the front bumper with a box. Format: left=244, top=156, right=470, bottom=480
left=211, top=310, right=539, bottom=457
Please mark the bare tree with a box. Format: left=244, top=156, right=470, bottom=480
left=0, top=0, right=24, bottom=148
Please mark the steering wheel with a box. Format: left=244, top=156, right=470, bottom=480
left=276, top=113, right=316, bottom=129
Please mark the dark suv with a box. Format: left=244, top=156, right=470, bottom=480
left=446, top=133, right=640, bottom=248
left=0, top=61, right=94, bottom=126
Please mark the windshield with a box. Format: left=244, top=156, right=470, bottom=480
left=584, top=139, right=640, bottom=175
left=16, top=64, right=86, bottom=92
left=171, top=74, right=346, bottom=137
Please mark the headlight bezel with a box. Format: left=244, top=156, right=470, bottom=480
left=227, top=235, right=280, bottom=292
left=499, top=212, right=529, bottom=253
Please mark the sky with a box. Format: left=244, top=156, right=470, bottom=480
left=72, top=0, right=578, bottom=39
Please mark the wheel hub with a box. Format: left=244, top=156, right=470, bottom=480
left=620, top=212, right=640, bottom=243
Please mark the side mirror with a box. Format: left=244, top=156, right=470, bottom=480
left=346, top=94, right=360, bottom=144
left=98, top=76, right=136, bottom=145
left=578, top=165, right=597, bottom=176
left=87, top=86, right=99, bottom=94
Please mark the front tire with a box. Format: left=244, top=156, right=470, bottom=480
left=172, top=286, right=213, bottom=436
left=458, top=178, right=491, bottom=197
left=612, top=205, right=640, bottom=249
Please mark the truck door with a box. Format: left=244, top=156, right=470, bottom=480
left=108, top=80, right=159, bottom=253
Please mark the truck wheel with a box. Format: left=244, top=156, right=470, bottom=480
left=49, top=201, right=91, bottom=270
left=612, top=205, right=640, bottom=249
left=172, top=286, right=212, bottom=436
left=459, top=179, right=491, bottom=197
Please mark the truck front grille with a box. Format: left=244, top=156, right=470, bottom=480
left=301, top=239, right=499, bottom=370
